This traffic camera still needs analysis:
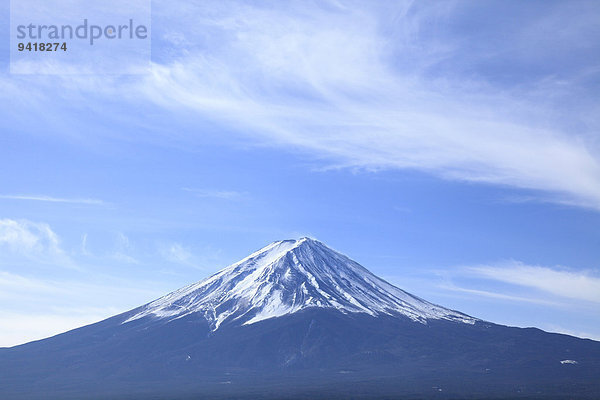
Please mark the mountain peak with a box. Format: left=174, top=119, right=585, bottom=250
left=124, top=239, right=476, bottom=329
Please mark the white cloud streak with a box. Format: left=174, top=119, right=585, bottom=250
left=438, top=282, right=562, bottom=307
left=112, top=232, right=139, bottom=264
left=466, top=262, right=600, bottom=304
left=80, top=233, right=90, bottom=255
left=161, top=243, right=192, bottom=264
left=182, top=188, right=244, bottom=200
left=0, top=194, right=105, bottom=205
left=158, top=242, right=221, bottom=270
left=0, top=219, right=76, bottom=269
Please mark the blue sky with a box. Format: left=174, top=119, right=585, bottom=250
left=0, top=0, right=599, bottom=346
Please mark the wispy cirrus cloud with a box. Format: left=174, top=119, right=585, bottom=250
left=398, top=259, right=600, bottom=311
left=385, top=260, right=600, bottom=339
left=136, top=0, right=600, bottom=210
left=465, top=261, right=600, bottom=304
left=159, top=242, right=201, bottom=270
left=160, top=243, right=192, bottom=264
left=437, top=282, right=562, bottom=307
left=182, top=188, right=245, bottom=200
left=112, top=232, right=139, bottom=264
left=158, top=241, right=224, bottom=271
left=0, top=218, right=77, bottom=269
left=1, top=1, right=599, bottom=210
left=0, top=194, right=105, bottom=205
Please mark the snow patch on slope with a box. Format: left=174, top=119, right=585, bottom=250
left=560, top=359, right=578, bottom=365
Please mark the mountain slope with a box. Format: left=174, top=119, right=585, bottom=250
left=124, top=238, right=475, bottom=329
left=1, top=238, right=599, bottom=400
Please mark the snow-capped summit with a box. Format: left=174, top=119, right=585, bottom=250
left=125, top=238, right=475, bottom=329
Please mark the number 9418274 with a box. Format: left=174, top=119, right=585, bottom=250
left=18, top=42, right=67, bottom=52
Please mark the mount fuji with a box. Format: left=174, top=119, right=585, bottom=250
left=1, top=238, right=599, bottom=399
left=125, top=238, right=475, bottom=329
